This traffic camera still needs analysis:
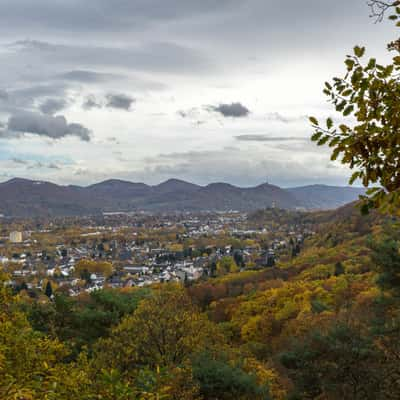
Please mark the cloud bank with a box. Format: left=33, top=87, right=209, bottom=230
left=6, top=111, right=91, bottom=141
left=208, top=102, right=250, bottom=118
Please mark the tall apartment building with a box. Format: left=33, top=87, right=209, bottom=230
left=9, top=231, right=23, bottom=243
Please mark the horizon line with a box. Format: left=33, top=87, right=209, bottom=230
left=0, top=176, right=365, bottom=190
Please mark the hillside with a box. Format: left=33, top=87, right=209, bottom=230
left=2, top=201, right=398, bottom=399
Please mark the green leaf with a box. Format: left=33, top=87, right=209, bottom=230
left=309, top=116, right=319, bottom=126
left=366, top=58, right=376, bottom=70
left=311, top=131, right=323, bottom=142
left=345, top=59, right=355, bottom=70
left=343, top=105, right=354, bottom=116
left=330, top=148, right=341, bottom=161
left=339, top=124, right=349, bottom=133
left=317, top=136, right=330, bottom=146
left=366, top=187, right=380, bottom=195
left=336, top=101, right=347, bottom=112
left=349, top=171, right=360, bottom=185
left=326, top=118, right=333, bottom=129
left=329, top=137, right=340, bottom=147
left=354, top=46, right=365, bottom=58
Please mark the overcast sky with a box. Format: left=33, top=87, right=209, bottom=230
left=0, top=0, right=396, bottom=187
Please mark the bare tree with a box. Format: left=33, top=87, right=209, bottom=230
left=368, top=0, right=400, bottom=22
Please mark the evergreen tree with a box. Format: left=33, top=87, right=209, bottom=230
left=334, top=261, right=345, bottom=276
left=19, top=281, right=28, bottom=292
left=45, top=281, right=53, bottom=298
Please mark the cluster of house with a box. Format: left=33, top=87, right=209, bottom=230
left=0, top=212, right=314, bottom=296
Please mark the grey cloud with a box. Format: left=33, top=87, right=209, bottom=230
left=74, top=167, right=89, bottom=176
left=0, top=89, right=8, bottom=100
left=265, top=112, right=307, bottom=124
left=0, top=1, right=390, bottom=90
left=177, top=108, right=203, bottom=122
left=0, top=130, right=23, bottom=139
left=48, top=163, right=61, bottom=169
left=0, top=1, right=381, bottom=52
left=11, top=40, right=213, bottom=76
left=39, top=98, right=68, bottom=115
left=3, top=83, right=69, bottom=111
left=57, top=70, right=166, bottom=91
left=57, top=69, right=122, bottom=83
left=11, top=158, right=29, bottom=165
left=7, top=111, right=91, bottom=141
left=178, top=110, right=189, bottom=118
left=11, top=83, right=68, bottom=99
left=177, top=107, right=202, bottom=118
left=0, top=1, right=236, bottom=36
left=9, top=157, right=62, bottom=170
left=67, top=123, right=92, bottom=141
left=83, top=93, right=135, bottom=111
left=235, top=135, right=308, bottom=142
left=224, top=146, right=240, bottom=151
left=83, top=96, right=102, bottom=110
left=106, top=93, right=135, bottom=110
left=208, top=102, right=250, bottom=118
left=29, top=161, right=61, bottom=170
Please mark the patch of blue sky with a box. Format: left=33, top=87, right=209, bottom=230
left=0, top=144, right=73, bottom=165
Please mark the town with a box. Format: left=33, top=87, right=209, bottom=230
left=0, top=209, right=315, bottom=296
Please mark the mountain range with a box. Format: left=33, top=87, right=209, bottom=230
left=0, top=178, right=366, bottom=217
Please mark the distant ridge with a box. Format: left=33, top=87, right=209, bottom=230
left=287, top=184, right=366, bottom=210
left=0, top=178, right=365, bottom=217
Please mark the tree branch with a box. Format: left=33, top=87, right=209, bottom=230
left=368, top=0, right=399, bottom=22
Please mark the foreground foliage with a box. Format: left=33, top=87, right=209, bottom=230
left=1, top=203, right=400, bottom=399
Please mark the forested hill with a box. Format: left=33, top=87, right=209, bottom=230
left=0, top=177, right=365, bottom=216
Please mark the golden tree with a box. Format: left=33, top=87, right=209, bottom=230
left=310, top=0, right=400, bottom=215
